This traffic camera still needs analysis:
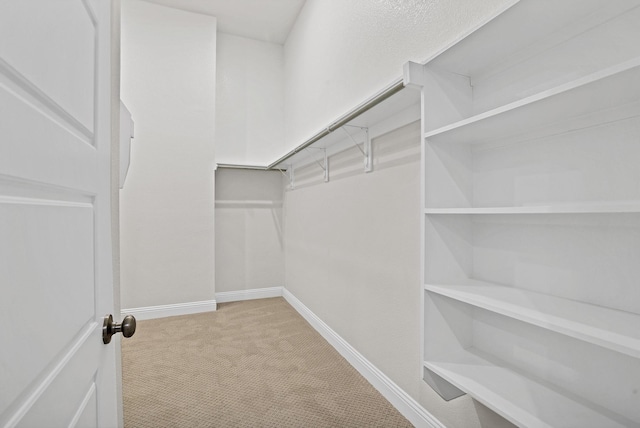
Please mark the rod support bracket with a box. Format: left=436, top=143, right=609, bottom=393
left=341, top=126, right=372, bottom=173
left=363, top=127, right=372, bottom=173
left=280, top=165, right=295, bottom=189
left=305, top=147, right=329, bottom=182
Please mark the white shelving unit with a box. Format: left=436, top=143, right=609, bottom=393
left=406, top=0, right=640, bottom=426
left=425, top=280, right=640, bottom=359
left=424, top=347, right=634, bottom=428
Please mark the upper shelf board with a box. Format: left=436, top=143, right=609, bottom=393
left=427, top=0, right=640, bottom=79
left=271, top=86, right=420, bottom=170
left=423, top=58, right=640, bottom=145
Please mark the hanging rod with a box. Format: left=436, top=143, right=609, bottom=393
left=266, top=78, right=405, bottom=170
left=216, top=163, right=285, bottom=171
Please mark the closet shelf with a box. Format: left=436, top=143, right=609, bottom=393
left=217, top=79, right=420, bottom=174
left=423, top=58, right=640, bottom=145
left=419, top=0, right=640, bottom=422
left=425, top=280, right=640, bottom=359
left=424, top=348, right=632, bottom=428
left=424, top=201, right=640, bottom=215
left=425, top=0, right=638, bottom=81
left=269, top=81, right=420, bottom=171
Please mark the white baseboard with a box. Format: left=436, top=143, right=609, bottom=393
left=121, top=299, right=217, bottom=321
left=216, top=286, right=283, bottom=303
left=282, top=288, right=444, bottom=428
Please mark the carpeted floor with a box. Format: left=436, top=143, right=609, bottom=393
left=122, top=297, right=413, bottom=427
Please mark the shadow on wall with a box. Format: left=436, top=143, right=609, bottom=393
left=214, top=169, right=284, bottom=246
left=214, top=169, right=285, bottom=292
left=290, top=120, right=421, bottom=190
left=215, top=169, right=285, bottom=203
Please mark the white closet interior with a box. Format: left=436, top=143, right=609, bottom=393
left=404, top=0, right=640, bottom=426
left=215, top=1, right=640, bottom=425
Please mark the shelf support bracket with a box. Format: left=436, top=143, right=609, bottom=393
left=304, top=147, right=329, bottom=182
left=341, top=125, right=372, bottom=173
left=423, top=367, right=465, bottom=401
left=279, top=165, right=294, bottom=189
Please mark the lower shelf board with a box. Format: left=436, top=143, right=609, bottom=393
left=425, top=280, right=640, bottom=359
left=424, top=348, right=634, bottom=428
left=423, top=201, right=640, bottom=215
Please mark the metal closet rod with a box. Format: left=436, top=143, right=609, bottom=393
left=217, top=78, right=406, bottom=172
left=216, top=163, right=270, bottom=170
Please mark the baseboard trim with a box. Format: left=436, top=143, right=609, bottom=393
left=216, top=287, right=283, bottom=303
left=121, top=299, right=217, bottom=321
left=282, top=288, right=444, bottom=428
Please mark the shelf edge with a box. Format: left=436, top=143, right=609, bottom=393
left=424, top=283, right=640, bottom=359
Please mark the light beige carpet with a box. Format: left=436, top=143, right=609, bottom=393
left=122, top=297, right=413, bottom=427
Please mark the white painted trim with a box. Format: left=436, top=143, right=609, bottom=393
left=282, top=288, right=445, bottom=428
left=215, top=286, right=283, bottom=303
left=3, top=321, right=97, bottom=427
left=121, top=299, right=217, bottom=321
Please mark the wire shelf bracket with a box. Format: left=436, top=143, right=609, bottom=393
left=305, top=147, right=329, bottom=182
left=341, top=125, right=372, bottom=173
left=279, top=165, right=295, bottom=189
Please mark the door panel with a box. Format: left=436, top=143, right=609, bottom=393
left=0, top=63, right=97, bottom=190
left=15, top=327, right=100, bottom=428
left=0, top=1, right=96, bottom=132
left=0, top=203, right=95, bottom=416
left=0, top=0, right=117, bottom=426
left=71, top=384, right=98, bottom=428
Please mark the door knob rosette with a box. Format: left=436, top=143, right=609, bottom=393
left=103, top=314, right=136, bottom=344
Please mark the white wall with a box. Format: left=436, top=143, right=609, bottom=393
left=215, top=169, right=284, bottom=293
left=283, top=0, right=513, bottom=150
left=216, top=33, right=284, bottom=165
left=120, top=0, right=216, bottom=309
left=284, top=123, right=513, bottom=428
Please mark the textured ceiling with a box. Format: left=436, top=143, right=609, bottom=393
left=140, top=0, right=306, bottom=44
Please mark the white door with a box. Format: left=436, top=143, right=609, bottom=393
left=0, top=1, right=120, bottom=427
